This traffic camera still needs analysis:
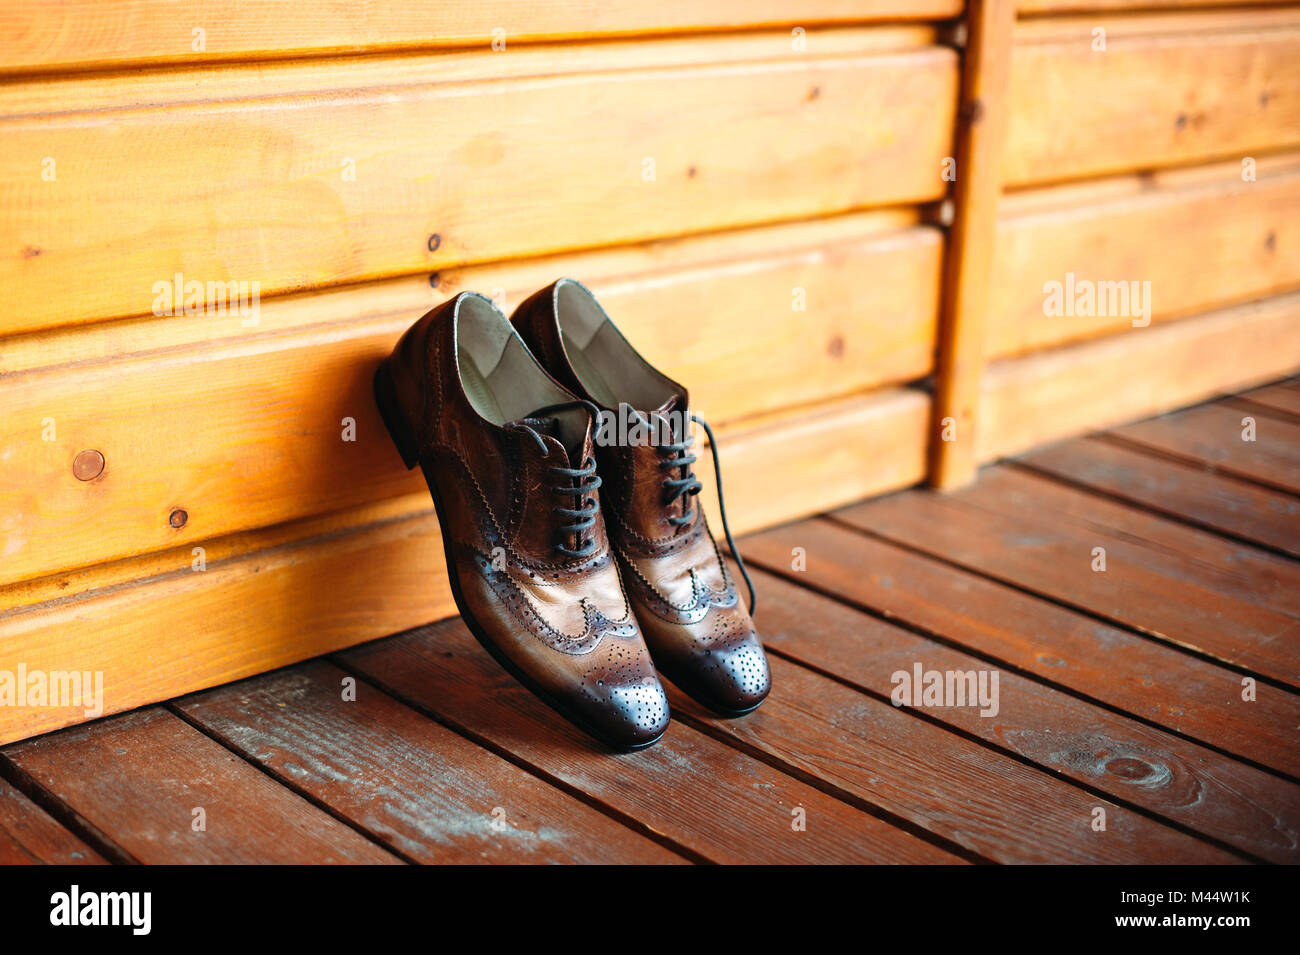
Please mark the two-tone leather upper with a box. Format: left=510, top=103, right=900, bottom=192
left=382, top=292, right=670, bottom=747
left=511, top=279, right=772, bottom=714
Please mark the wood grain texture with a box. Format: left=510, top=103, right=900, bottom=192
left=1111, top=400, right=1300, bottom=495
left=978, top=292, right=1300, bottom=461
left=175, top=661, right=683, bottom=863
left=0, top=35, right=956, bottom=335
left=1017, top=435, right=1300, bottom=558
left=742, top=518, right=1300, bottom=778
left=695, top=389, right=931, bottom=539
left=0, top=208, right=928, bottom=377
left=2, top=708, right=402, bottom=863
left=0, top=386, right=927, bottom=744
left=0, top=26, right=942, bottom=117
left=835, top=468, right=1300, bottom=688
left=929, top=0, right=1016, bottom=489
left=686, top=655, right=1237, bottom=862
left=0, top=776, right=106, bottom=864
left=724, top=566, right=1300, bottom=861
left=0, top=1, right=961, bottom=74
left=1020, top=0, right=1292, bottom=10
left=1004, top=11, right=1300, bottom=186
left=1234, top=380, right=1300, bottom=420
left=0, top=214, right=938, bottom=585
left=990, top=155, right=1300, bottom=358
left=340, top=618, right=962, bottom=864
left=0, top=296, right=929, bottom=584
left=0, top=498, right=453, bottom=745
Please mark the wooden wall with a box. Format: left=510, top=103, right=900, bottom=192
left=933, top=1, right=1300, bottom=483
left=2, top=1, right=1297, bottom=743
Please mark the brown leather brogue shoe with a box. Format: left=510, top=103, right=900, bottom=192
left=373, top=291, right=670, bottom=749
left=511, top=279, right=771, bottom=716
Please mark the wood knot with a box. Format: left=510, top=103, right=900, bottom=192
left=73, top=450, right=105, bottom=481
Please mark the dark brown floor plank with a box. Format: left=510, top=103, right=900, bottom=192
left=834, top=469, right=1300, bottom=688
left=339, top=619, right=964, bottom=865
left=1110, top=401, right=1300, bottom=495
left=728, top=565, right=1299, bottom=862
left=743, top=519, right=1300, bottom=778
left=2, top=707, right=401, bottom=864
left=952, top=468, right=1300, bottom=617
left=0, top=777, right=106, bottom=864
left=1233, top=380, right=1300, bottom=420
left=678, top=656, right=1238, bottom=864
left=175, top=660, right=683, bottom=864
left=346, top=619, right=1234, bottom=863
left=1017, top=436, right=1300, bottom=558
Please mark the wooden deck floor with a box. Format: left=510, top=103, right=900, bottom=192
left=3, top=382, right=1298, bottom=865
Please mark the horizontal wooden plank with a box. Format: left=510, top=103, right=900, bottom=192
left=176, top=661, right=683, bottom=863
left=686, top=656, right=1235, bottom=862
left=1020, top=0, right=1293, bottom=11
left=0, top=33, right=956, bottom=336
left=2, top=708, right=402, bottom=863
left=1017, top=435, right=1300, bottom=558
left=0, top=26, right=942, bottom=117
left=1110, top=400, right=1300, bottom=495
left=0, top=213, right=937, bottom=585
left=0, top=498, right=452, bottom=745
left=1016, top=8, right=1300, bottom=39
left=835, top=468, right=1300, bottom=688
left=978, top=292, right=1300, bottom=461
left=695, top=388, right=931, bottom=538
left=1005, top=11, right=1300, bottom=186
left=342, top=618, right=961, bottom=864
left=719, top=565, right=1300, bottom=861
left=0, top=1, right=961, bottom=74
left=0, top=776, right=106, bottom=864
left=742, top=519, right=1300, bottom=778
left=990, top=154, right=1300, bottom=358
left=0, top=207, right=925, bottom=375
left=0, top=385, right=927, bottom=743
left=1234, top=379, right=1300, bottom=419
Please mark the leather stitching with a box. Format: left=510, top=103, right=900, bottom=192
left=456, top=542, right=635, bottom=655
left=614, top=543, right=736, bottom=623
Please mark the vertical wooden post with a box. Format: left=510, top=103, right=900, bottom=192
left=930, top=0, right=1016, bottom=489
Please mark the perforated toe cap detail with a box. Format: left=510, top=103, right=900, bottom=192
left=575, top=640, right=670, bottom=746
left=605, top=681, right=671, bottom=744
left=716, top=641, right=770, bottom=701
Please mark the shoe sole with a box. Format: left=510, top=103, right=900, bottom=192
left=372, top=357, right=666, bottom=752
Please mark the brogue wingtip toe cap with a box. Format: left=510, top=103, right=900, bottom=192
left=694, top=637, right=772, bottom=716
left=597, top=679, right=672, bottom=749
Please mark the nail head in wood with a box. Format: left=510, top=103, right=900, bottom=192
left=73, top=450, right=105, bottom=481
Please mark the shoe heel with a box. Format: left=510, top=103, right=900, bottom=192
left=373, top=357, right=420, bottom=470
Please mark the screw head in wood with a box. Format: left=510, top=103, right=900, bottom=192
left=169, top=508, right=188, bottom=529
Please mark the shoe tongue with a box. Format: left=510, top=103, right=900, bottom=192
left=509, top=404, right=592, bottom=468
left=647, top=393, right=687, bottom=444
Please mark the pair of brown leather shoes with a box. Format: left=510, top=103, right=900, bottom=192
left=373, top=279, right=770, bottom=750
